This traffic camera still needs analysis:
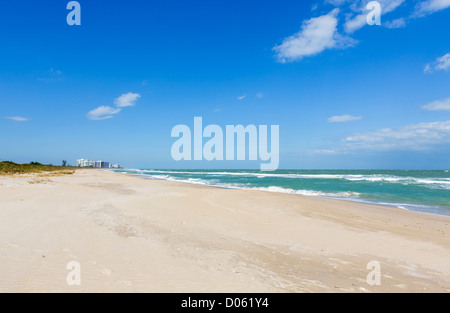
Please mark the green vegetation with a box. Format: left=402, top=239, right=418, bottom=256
left=0, top=161, right=76, bottom=175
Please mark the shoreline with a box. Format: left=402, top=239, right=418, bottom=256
left=111, top=169, right=450, bottom=219
left=1, top=169, right=449, bottom=292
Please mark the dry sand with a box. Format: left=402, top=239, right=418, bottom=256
left=0, top=169, right=449, bottom=293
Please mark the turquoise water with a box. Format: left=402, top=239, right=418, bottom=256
left=111, top=169, right=450, bottom=217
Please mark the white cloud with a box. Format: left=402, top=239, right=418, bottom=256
left=384, top=18, right=406, bottom=28
left=435, top=53, right=450, bottom=71
left=87, top=92, right=141, bottom=120
left=344, top=13, right=368, bottom=33
left=317, top=0, right=448, bottom=42
left=414, top=0, right=450, bottom=17
left=328, top=114, right=362, bottom=123
left=381, top=0, right=406, bottom=13
left=343, top=120, right=450, bottom=150
left=4, top=116, right=30, bottom=122
left=273, top=0, right=410, bottom=62
left=435, top=53, right=449, bottom=71
left=273, top=9, right=355, bottom=63
left=424, top=53, right=450, bottom=73
left=87, top=106, right=121, bottom=120
left=256, top=92, right=264, bottom=99
left=422, top=98, right=450, bottom=111
left=114, top=92, right=141, bottom=108
left=344, top=0, right=405, bottom=33
left=237, top=95, right=246, bottom=100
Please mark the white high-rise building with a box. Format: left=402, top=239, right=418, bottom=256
left=76, top=159, right=118, bottom=168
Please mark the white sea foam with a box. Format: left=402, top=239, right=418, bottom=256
left=130, top=171, right=362, bottom=199
left=240, top=186, right=360, bottom=198
left=125, top=169, right=450, bottom=189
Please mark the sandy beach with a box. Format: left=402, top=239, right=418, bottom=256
left=0, top=169, right=449, bottom=293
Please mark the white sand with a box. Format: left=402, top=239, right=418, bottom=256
left=0, top=169, right=449, bottom=292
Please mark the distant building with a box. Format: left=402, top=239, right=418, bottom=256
left=76, top=159, right=120, bottom=169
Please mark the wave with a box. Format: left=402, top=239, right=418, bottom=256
left=121, top=169, right=450, bottom=190
left=240, top=186, right=360, bottom=198
left=122, top=171, right=362, bottom=199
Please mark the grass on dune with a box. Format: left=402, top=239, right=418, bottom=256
left=0, top=161, right=76, bottom=175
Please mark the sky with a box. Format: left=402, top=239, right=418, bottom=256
left=0, top=0, right=450, bottom=169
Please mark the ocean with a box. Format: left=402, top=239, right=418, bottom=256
left=111, top=169, right=450, bottom=217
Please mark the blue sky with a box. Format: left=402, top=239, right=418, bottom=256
left=1, top=0, right=450, bottom=169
